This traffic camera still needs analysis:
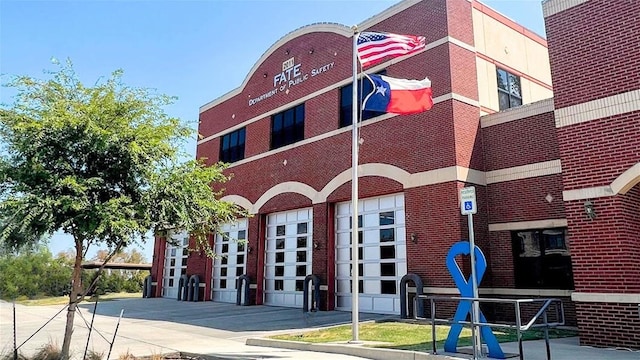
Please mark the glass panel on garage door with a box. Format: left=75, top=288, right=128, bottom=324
left=264, top=208, right=312, bottom=307
left=335, top=193, right=407, bottom=314
left=162, top=231, right=189, bottom=299
left=212, top=218, right=248, bottom=303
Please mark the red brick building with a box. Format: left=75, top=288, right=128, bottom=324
left=150, top=0, right=639, bottom=349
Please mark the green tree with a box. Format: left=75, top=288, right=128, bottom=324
left=0, top=60, right=245, bottom=359
left=0, top=246, right=73, bottom=299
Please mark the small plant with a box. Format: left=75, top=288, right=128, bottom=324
left=31, top=343, right=61, bottom=360
left=118, top=351, right=137, bottom=360
left=85, top=350, right=104, bottom=360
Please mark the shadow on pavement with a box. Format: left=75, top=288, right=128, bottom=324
left=77, top=298, right=391, bottom=333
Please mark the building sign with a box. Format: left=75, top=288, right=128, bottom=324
left=248, top=57, right=335, bottom=106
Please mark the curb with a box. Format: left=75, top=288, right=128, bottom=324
left=246, top=338, right=465, bottom=360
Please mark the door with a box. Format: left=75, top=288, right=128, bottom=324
left=162, top=231, right=189, bottom=298
left=211, top=219, right=248, bottom=303
left=335, top=193, right=407, bottom=314
left=264, top=208, right=313, bottom=307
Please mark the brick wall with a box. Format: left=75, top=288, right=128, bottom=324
left=545, top=0, right=640, bottom=349
left=575, top=302, right=640, bottom=349
left=565, top=186, right=640, bottom=293
left=482, top=111, right=559, bottom=171
left=487, top=175, right=565, bottom=224
left=545, top=0, right=640, bottom=109
left=557, top=111, right=640, bottom=191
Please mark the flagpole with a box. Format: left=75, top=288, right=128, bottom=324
left=350, top=25, right=360, bottom=343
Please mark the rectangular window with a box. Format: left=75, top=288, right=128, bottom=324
left=512, top=228, right=574, bottom=290
left=271, top=103, right=305, bottom=149
left=497, top=68, right=522, bottom=110
left=219, top=127, right=246, bottom=163
left=340, top=71, right=387, bottom=127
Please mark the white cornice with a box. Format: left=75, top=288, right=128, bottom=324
left=486, top=160, right=562, bottom=184
left=200, top=0, right=431, bottom=114
left=488, top=219, right=568, bottom=232
left=555, top=89, right=640, bottom=128
left=542, top=0, right=589, bottom=18
left=571, top=292, right=640, bottom=304
left=199, top=23, right=353, bottom=113
left=481, top=98, right=554, bottom=128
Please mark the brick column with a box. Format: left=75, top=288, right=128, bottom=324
left=544, top=0, right=640, bottom=348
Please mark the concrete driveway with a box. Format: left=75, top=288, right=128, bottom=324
left=1, top=298, right=388, bottom=359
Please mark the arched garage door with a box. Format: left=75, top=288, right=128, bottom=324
left=335, top=193, right=407, bottom=314
left=264, top=208, right=313, bottom=307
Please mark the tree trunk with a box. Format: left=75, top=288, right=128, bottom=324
left=60, top=238, right=84, bottom=360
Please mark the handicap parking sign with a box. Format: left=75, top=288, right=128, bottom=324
left=460, top=187, right=477, bottom=215
left=464, top=201, right=473, bottom=211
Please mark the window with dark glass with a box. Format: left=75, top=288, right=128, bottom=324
left=219, top=127, right=246, bottom=163
left=340, top=70, right=387, bottom=127
left=497, top=68, right=522, bottom=110
left=512, top=228, right=574, bottom=290
left=271, top=103, right=305, bottom=149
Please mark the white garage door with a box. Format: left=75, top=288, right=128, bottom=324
left=212, top=219, right=248, bottom=303
left=162, top=231, right=189, bottom=299
left=264, top=208, right=313, bottom=307
left=335, top=193, right=407, bottom=314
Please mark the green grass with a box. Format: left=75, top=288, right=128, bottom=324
left=270, top=321, right=578, bottom=352
left=16, top=292, right=143, bottom=306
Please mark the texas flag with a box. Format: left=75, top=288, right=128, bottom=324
left=363, top=74, right=433, bottom=115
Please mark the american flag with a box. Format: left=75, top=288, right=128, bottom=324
left=357, top=32, right=426, bottom=68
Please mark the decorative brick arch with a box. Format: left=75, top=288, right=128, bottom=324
left=319, top=163, right=411, bottom=201
left=611, top=162, right=640, bottom=195
left=253, top=182, right=320, bottom=214
left=220, top=194, right=253, bottom=212
left=200, top=23, right=352, bottom=112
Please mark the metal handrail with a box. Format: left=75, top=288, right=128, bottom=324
left=413, top=295, right=565, bottom=360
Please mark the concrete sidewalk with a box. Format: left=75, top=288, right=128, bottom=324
left=1, top=298, right=638, bottom=359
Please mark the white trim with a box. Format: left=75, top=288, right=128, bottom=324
left=486, top=159, right=562, bottom=184
left=198, top=32, right=474, bottom=120
left=554, top=89, right=640, bottom=128
left=488, top=219, right=568, bottom=232
left=203, top=90, right=478, bottom=168
left=253, top=182, right=319, bottom=213
left=220, top=195, right=253, bottom=211
left=611, top=162, right=640, bottom=195
left=457, top=167, right=487, bottom=186
left=563, top=162, right=640, bottom=201
left=418, top=287, right=572, bottom=297
left=449, top=36, right=476, bottom=53
left=542, top=0, right=589, bottom=18
left=481, top=98, right=554, bottom=128
left=571, top=292, right=640, bottom=304
left=562, top=185, right=614, bottom=201
left=199, top=23, right=353, bottom=113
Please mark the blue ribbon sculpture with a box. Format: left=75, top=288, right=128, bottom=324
left=444, top=241, right=505, bottom=359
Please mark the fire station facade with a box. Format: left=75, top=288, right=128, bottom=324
left=150, top=0, right=640, bottom=349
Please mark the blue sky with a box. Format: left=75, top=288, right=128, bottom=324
left=0, top=0, right=545, bottom=261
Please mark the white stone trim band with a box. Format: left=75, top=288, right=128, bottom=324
left=555, top=89, right=640, bottom=128
left=481, top=98, right=554, bottom=128
left=571, top=292, right=640, bottom=304
left=562, top=185, right=614, bottom=201
left=542, top=0, right=589, bottom=18
left=199, top=33, right=474, bottom=117
left=562, top=161, right=640, bottom=201
left=486, top=159, right=562, bottom=184
left=412, top=287, right=572, bottom=297
left=488, top=219, right=568, bottom=232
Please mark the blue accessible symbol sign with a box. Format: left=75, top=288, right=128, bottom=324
left=460, top=187, right=477, bottom=215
